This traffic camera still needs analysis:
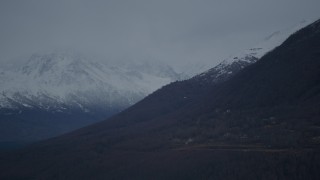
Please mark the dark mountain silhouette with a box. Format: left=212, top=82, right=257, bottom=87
left=1, top=19, right=320, bottom=179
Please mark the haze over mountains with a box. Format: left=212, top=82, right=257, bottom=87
left=1, top=18, right=319, bottom=180
left=0, top=19, right=311, bottom=145
left=0, top=20, right=309, bottom=143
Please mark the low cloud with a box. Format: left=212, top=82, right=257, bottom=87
left=0, top=0, right=320, bottom=69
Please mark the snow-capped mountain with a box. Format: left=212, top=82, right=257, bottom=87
left=0, top=51, right=182, bottom=141
left=0, top=52, right=181, bottom=110
left=194, top=20, right=311, bottom=83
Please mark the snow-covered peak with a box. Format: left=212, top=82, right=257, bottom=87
left=0, top=51, right=185, bottom=141
left=195, top=20, right=311, bottom=82
left=0, top=51, right=182, bottom=110
left=251, top=20, right=310, bottom=58
left=225, top=20, right=310, bottom=64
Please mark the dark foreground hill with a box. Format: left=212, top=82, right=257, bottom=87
left=1, top=20, right=320, bottom=180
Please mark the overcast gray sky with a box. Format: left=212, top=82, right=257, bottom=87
left=1, top=0, right=320, bottom=69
